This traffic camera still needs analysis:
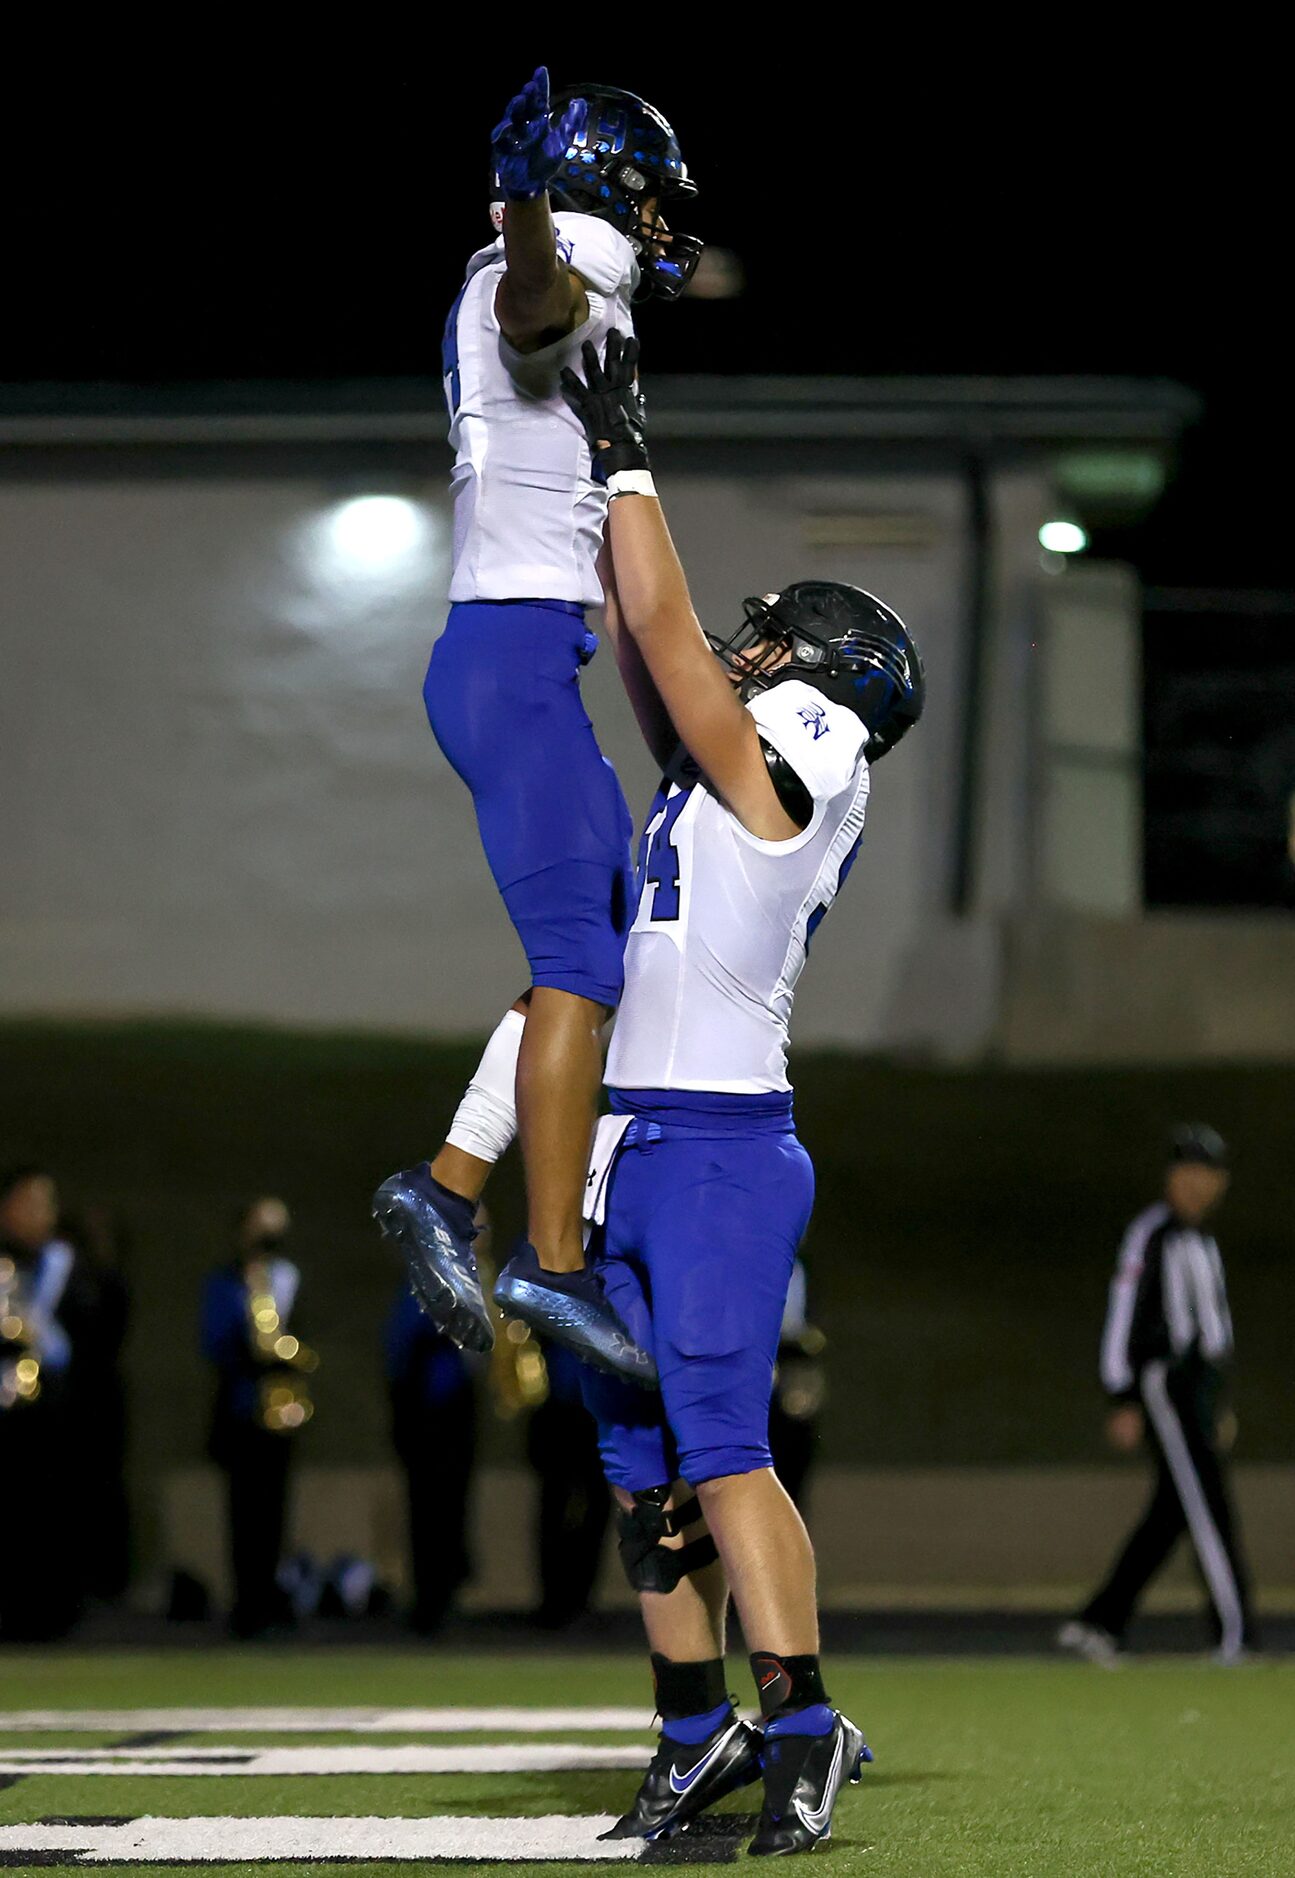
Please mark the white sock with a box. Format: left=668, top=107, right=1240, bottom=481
left=444, top=1008, right=524, bottom=1164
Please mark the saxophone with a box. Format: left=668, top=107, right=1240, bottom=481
left=244, top=1259, right=319, bottom=1434
left=489, top=1316, right=550, bottom=1420
left=473, top=1234, right=549, bottom=1418
left=0, top=1255, right=42, bottom=1410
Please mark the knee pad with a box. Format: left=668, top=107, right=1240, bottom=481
left=616, top=1485, right=719, bottom=1595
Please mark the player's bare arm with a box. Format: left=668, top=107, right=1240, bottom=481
left=564, top=335, right=802, bottom=840
left=607, top=496, right=800, bottom=839
left=595, top=541, right=678, bottom=771
left=491, top=68, right=590, bottom=351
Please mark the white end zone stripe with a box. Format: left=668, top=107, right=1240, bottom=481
left=0, top=1743, right=644, bottom=1776
left=1141, top=1360, right=1245, bottom=1658
left=0, top=1705, right=655, bottom=1735
left=0, top=1814, right=645, bottom=1862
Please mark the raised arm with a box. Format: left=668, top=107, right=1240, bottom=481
left=565, top=337, right=800, bottom=840
left=490, top=68, right=590, bottom=351
left=595, top=542, right=678, bottom=773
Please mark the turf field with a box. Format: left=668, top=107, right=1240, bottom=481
left=0, top=1649, right=1290, bottom=1875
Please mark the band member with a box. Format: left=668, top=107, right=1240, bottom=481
left=526, top=1339, right=612, bottom=1629
left=201, top=1196, right=318, bottom=1638
left=386, top=1211, right=488, bottom=1632
left=0, top=1166, right=110, bottom=1639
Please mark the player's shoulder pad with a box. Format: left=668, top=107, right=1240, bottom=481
left=552, top=211, right=640, bottom=296
left=746, top=680, right=868, bottom=803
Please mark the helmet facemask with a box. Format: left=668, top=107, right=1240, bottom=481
left=706, top=595, right=829, bottom=701
left=545, top=83, right=703, bottom=301
left=708, top=589, right=925, bottom=760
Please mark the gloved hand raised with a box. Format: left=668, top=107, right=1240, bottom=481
left=560, top=332, right=651, bottom=481
left=491, top=66, right=587, bottom=203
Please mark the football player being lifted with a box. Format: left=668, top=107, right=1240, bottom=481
left=373, top=70, right=701, bottom=1385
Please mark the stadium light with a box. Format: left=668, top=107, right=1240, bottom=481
left=1038, top=520, right=1088, bottom=554
left=324, top=495, right=430, bottom=573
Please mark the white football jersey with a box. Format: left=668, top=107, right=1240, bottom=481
left=444, top=212, right=638, bottom=606
left=606, top=682, right=871, bottom=1094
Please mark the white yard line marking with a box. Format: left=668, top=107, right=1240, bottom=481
left=0, top=1743, right=644, bottom=1776
left=0, top=1814, right=645, bottom=1862
left=360, top=1707, right=657, bottom=1734
left=0, top=1706, right=655, bottom=1734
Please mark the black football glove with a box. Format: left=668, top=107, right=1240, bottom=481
left=560, top=332, right=650, bottom=479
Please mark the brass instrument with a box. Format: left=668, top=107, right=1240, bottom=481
left=489, top=1316, right=550, bottom=1420
left=0, top=1255, right=42, bottom=1410
left=773, top=1322, right=827, bottom=1422
left=473, top=1237, right=549, bottom=1419
left=245, top=1258, right=319, bottom=1434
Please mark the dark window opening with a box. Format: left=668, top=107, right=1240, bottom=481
left=1143, top=593, right=1295, bottom=910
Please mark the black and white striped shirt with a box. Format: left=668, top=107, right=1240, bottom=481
left=1099, top=1203, right=1233, bottom=1402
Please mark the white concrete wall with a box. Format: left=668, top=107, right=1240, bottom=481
left=0, top=470, right=979, bottom=1050
left=1037, top=560, right=1142, bottom=915
left=160, top=1462, right=1295, bottom=1610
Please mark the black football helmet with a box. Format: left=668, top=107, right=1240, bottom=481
left=707, top=581, right=925, bottom=760
left=492, top=81, right=702, bottom=302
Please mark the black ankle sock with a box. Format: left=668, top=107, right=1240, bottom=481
left=516, top=1243, right=596, bottom=1291
left=750, top=1651, right=828, bottom=1719
left=427, top=1174, right=477, bottom=1241
left=651, top=1651, right=728, bottom=1722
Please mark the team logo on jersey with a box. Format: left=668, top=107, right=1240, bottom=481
left=798, top=701, right=830, bottom=740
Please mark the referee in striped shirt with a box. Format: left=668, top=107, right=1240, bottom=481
left=1058, top=1124, right=1257, bottom=1664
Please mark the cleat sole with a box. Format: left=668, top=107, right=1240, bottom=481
left=371, top=1185, right=495, bottom=1355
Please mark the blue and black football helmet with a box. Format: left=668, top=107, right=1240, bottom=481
left=708, top=582, right=926, bottom=760
left=492, top=80, right=702, bottom=302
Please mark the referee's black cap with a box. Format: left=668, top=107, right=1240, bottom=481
left=1169, top=1123, right=1229, bottom=1169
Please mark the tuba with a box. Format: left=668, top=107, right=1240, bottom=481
left=0, top=1255, right=42, bottom=1410
left=244, top=1259, right=319, bottom=1434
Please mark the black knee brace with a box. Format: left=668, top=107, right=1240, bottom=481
left=617, top=1485, right=719, bottom=1595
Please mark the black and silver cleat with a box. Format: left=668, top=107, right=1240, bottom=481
left=493, top=1242, right=657, bottom=1389
left=600, top=1712, right=763, bottom=1841
left=372, top=1165, right=494, bottom=1354
left=748, top=1711, right=871, bottom=1857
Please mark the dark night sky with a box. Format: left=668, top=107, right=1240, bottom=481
left=13, top=43, right=1290, bottom=589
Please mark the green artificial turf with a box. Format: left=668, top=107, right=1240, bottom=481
left=0, top=1649, right=1291, bottom=1876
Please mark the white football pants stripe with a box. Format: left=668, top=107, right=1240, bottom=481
left=1141, top=1361, right=1244, bottom=1658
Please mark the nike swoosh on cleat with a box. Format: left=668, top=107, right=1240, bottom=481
left=667, top=1721, right=741, bottom=1796
left=791, top=1728, right=846, bottom=1837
